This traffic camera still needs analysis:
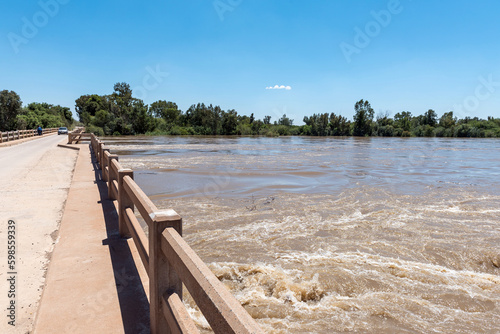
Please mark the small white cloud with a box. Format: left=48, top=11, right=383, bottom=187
left=266, top=85, right=292, bottom=90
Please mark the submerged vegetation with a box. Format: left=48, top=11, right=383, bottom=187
left=2, top=83, right=499, bottom=138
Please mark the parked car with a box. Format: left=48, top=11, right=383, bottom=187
left=58, top=127, right=68, bottom=135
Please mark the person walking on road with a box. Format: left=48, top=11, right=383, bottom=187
left=37, top=125, right=42, bottom=136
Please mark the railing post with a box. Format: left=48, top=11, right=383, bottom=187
left=68, top=133, right=73, bottom=144
left=93, top=137, right=98, bottom=159
left=90, top=135, right=95, bottom=154
left=107, top=155, right=119, bottom=200
left=94, top=139, right=98, bottom=160
left=100, top=145, right=107, bottom=172
left=102, top=149, right=110, bottom=182
left=97, top=142, right=103, bottom=169
left=118, top=169, right=134, bottom=238
left=149, top=210, right=183, bottom=334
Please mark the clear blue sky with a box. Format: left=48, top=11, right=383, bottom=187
left=1, top=0, right=499, bottom=124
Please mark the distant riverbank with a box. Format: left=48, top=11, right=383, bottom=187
left=75, top=85, right=500, bottom=138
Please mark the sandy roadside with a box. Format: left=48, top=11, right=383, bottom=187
left=0, top=140, right=79, bottom=333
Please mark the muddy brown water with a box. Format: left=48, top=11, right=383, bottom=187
left=105, top=136, right=500, bottom=333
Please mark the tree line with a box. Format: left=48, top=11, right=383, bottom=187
left=76, top=83, right=500, bottom=138
left=0, top=90, right=74, bottom=131
left=2, top=83, right=500, bottom=138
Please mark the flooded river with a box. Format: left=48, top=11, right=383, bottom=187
left=105, top=136, right=500, bottom=333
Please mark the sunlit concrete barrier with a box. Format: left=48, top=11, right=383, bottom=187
left=0, top=128, right=58, bottom=143
left=66, top=127, right=88, bottom=144
left=90, top=133, right=264, bottom=334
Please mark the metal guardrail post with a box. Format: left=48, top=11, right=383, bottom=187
left=149, top=210, right=183, bottom=334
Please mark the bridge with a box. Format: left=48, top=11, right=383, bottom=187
left=0, top=130, right=263, bottom=333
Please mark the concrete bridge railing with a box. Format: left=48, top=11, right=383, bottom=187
left=0, top=128, right=58, bottom=143
left=89, top=133, right=264, bottom=334
left=67, top=128, right=87, bottom=144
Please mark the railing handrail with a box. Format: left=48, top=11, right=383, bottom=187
left=161, top=227, right=264, bottom=333
left=0, top=128, right=59, bottom=143
left=88, top=133, right=264, bottom=334
left=123, top=175, right=158, bottom=225
left=67, top=130, right=90, bottom=144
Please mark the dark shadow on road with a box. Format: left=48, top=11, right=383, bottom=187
left=89, top=145, right=150, bottom=334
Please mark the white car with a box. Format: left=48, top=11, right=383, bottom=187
left=58, top=127, right=68, bottom=135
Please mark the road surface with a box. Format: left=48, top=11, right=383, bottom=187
left=0, top=134, right=69, bottom=183
left=0, top=134, right=79, bottom=333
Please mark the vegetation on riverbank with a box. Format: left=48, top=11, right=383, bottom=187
left=2, top=84, right=499, bottom=137
left=0, top=90, right=74, bottom=131
left=75, top=83, right=500, bottom=138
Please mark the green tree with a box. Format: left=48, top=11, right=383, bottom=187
left=394, top=111, right=412, bottom=132
left=113, top=82, right=133, bottom=103
left=75, top=94, right=106, bottom=124
left=93, top=110, right=110, bottom=128
left=150, top=100, right=181, bottom=124
left=329, top=113, right=351, bottom=136
left=352, top=99, right=374, bottom=136
left=317, top=113, right=329, bottom=136
left=423, top=109, right=437, bottom=126
left=251, top=119, right=263, bottom=134
left=184, top=103, right=222, bottom=135
left=17, top=102, right=73, bottom=129
left=221, top=109, right=238, bottom=135
left=278, top=114, right=293, bottom=127
left=0, top=90, right=22, bottom=131
left=439, top=111, right=456, bottom=128
left=16, top=110, right=40, bottom=129
left=132, top=101, right=155, bottom=134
